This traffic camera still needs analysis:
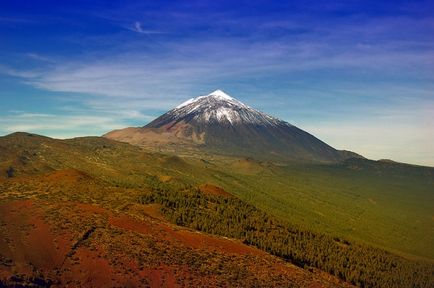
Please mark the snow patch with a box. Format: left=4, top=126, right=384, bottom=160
left=215, top=107, right=237, bottom=124
left=208, top=89, right=233, bottom=100
left=175, top=97, right=199, bottom=109
left=176, top=90, right=234, bottom=109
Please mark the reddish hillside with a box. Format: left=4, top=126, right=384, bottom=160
left=0, top=171, right=352, bottom=287
left=198, top=184, right=233, bottom=197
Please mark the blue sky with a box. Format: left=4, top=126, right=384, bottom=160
left=0, top=0, right=433, bottom=166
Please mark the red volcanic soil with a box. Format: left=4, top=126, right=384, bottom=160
left=139, top=265, right=178, bottom=288
left=0, top=200, right=71, bottom=280
left=0, top=197, right=352, bottom=287
left=61, top=246, right=120, bottom=287
left=173, top=229, right=262, bottom=255
left=109, top=211, right=262, bottom=256
left=198, top=184, right=233, bottom=197
left=141, top=203, right=167, bottom=221
left=2, top=168, right=93, bottom=185
left=109, top=214, right=153, bottom=235
left=74, top=202, right=107, bottom=214
left=41, top=168, right=93, bottom=184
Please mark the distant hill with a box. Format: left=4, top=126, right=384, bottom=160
left=105, top=90, right=362, bottom=162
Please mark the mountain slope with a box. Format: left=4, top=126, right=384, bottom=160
left=1, top=132, right=433, bottom=287
left=105, top=90, right=361, bottom=162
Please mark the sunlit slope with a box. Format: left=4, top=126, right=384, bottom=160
left=1, top=132, right=433, bottom=260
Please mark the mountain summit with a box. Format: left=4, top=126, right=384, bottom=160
left=105, top=90, right=360, bottom=162
left=149, top=89, right=286, bottom=127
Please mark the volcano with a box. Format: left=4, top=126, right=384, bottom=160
left=104, top=90, right=360, bottom=162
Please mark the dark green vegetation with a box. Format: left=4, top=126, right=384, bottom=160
left=139, top=178, right=434, bottom=288
left=221, top=158, right=434, bottom=260
left=1, top=132, right=433, bottom=287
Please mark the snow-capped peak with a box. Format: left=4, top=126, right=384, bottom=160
left=176, top=89, right=236, bottom=109
left=208, top=89, right=233, bottom=100
left=168, top=90, right=288, bottom=127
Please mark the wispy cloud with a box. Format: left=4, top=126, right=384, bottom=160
left=129, top=21, right=163, bottom=34
left=0, top=65, right=42, bottom=78
left=6, top=36, right=434, bottom=99
left=2, top=9, right=432, bottom=102
left=25, top=53, right=53, bottom=62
